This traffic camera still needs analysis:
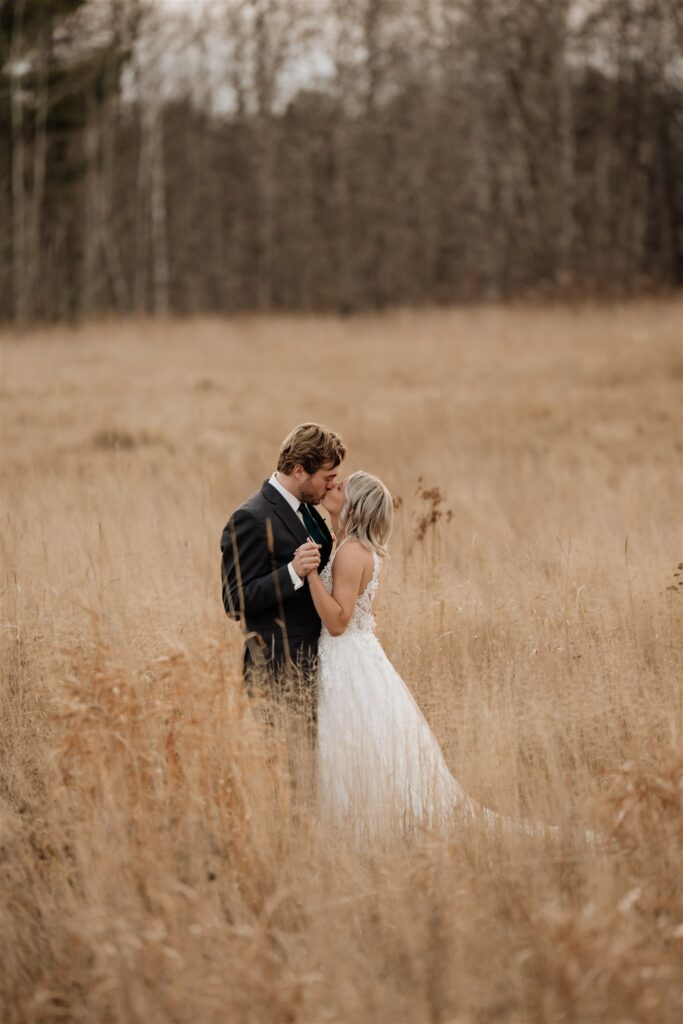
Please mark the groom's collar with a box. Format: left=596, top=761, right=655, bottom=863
left=268, top=472, right=302, bottom=514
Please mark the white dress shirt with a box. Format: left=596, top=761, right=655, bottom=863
left=268, top=472, right=305, bottom=590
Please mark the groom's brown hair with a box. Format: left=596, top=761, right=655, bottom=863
left=277, top=423, right=346, bottom=475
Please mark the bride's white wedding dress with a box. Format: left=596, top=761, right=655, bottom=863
left=317, top=542, right=588, bottom=843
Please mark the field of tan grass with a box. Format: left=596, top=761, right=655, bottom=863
left=1, top=300, right=682, bottom=1023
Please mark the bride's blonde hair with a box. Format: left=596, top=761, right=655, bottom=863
left=340, top=471, right=393, bottom=558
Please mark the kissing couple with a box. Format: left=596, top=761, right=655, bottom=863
left=221, top=423, right=596, bottom=843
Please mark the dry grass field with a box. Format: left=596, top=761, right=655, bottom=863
left=1, top=300, right=682, bottom=1024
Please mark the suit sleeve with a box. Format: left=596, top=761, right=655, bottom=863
left=220, top=508, right=296, bottom=620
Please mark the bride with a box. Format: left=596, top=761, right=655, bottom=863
left=306, top=471, right=591, bottom=843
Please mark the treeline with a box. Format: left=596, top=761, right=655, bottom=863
left=1, top=0, right=682, bottom=322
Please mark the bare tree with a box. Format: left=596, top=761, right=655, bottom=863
left=9, top=0, right=28, bottom=324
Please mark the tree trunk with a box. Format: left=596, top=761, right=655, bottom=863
left=10, top=0, right=28, bottom=325
left=26, top=31, right=49, bottom=319
left=149, top=108, right=169, bottom=317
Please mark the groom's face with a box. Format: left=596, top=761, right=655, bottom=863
left=297, top=461, right=340, bottom=504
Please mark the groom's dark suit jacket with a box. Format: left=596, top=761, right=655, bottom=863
left=220, top=480, right=333, bottom=678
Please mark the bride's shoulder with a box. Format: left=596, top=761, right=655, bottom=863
left=333, top=537, right=373, bottom=570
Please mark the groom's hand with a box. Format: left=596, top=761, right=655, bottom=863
left=292, top=540, right=321, bottom=578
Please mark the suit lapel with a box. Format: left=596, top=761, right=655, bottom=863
left=261, top=481, right=308, bottom=546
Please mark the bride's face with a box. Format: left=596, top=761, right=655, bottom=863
left=322, top=479, right=345, bottom=516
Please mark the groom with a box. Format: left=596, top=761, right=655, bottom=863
left=220, top=423, right=345, bottom=696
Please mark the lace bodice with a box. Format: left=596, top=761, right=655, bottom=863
left=320, top=540, right=380, bottom=636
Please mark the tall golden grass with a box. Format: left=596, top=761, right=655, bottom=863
left=1, top=301, right=682, bottom=1023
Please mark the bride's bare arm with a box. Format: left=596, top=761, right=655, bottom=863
left=308, top=542, right=370, bottom=636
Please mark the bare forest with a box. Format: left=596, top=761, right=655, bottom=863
left=1, top=0, right=682, bottom=322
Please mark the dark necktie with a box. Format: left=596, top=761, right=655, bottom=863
left=298, top=502, right=327, bottom=546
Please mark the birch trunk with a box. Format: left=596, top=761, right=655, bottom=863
left=10, top=0, right=28, bottom=325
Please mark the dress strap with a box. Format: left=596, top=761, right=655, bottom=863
left=370, top=551, right=381, bottom=589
